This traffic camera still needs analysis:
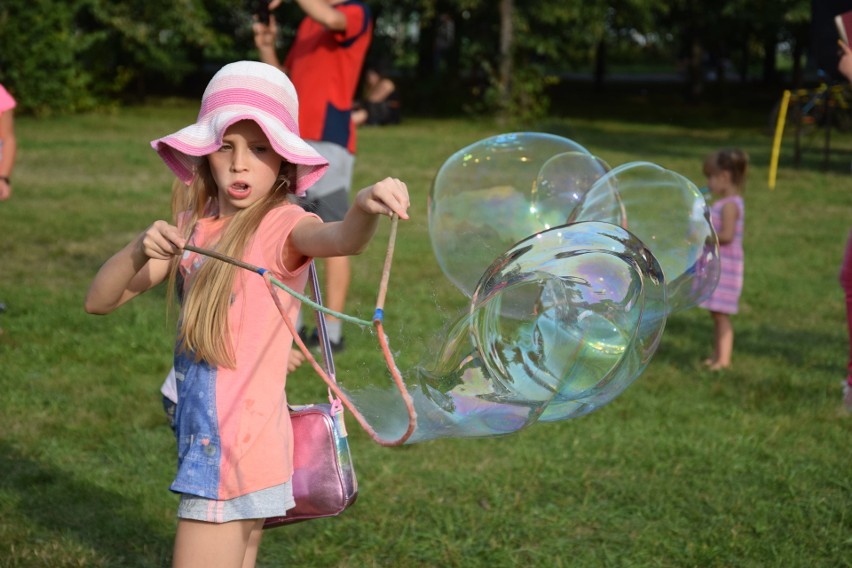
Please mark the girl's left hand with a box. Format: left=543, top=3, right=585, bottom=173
left=252, top=14, right=277, bottom=50
left=356, top=177, right=410, bottom=220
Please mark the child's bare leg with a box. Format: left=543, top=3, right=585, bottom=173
left=242, top=520, right=265, bottom=568
left=710, top=311, right=733, bottom=369
left=173, top=518, right=260, bottom=568
left=703, top=311, right=719, bottom=366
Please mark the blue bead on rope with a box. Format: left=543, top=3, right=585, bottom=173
left=372, top=308, right=384, bottom=323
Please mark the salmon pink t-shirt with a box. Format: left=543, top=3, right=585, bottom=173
left=171, top=203, right=319, bottom=499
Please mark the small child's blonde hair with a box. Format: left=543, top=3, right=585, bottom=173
left=703, top=149, right=749, bottom=192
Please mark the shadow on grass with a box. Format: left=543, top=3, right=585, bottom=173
left=0, top=441, right=173, bottom=566
left=659, top=314, right=842, bottom=376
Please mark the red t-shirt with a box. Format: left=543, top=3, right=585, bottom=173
left=284, top=1, right=372, bottom=154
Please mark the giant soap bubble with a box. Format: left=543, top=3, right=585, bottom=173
left=336, top=222, right=667, bottom=443
left=568, top=162, right=719, bottom=312
left=429, top=133, right=607, bottom=297
left=334, top=133, right=718, bottom=444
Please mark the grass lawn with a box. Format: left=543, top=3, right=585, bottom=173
left=1, top=93, right=851, bottom=567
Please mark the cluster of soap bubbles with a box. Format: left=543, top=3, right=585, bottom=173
left=343, top=133, right=719, bottom=444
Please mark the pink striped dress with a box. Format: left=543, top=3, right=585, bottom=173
left=701, top=195, right=744, bottom=314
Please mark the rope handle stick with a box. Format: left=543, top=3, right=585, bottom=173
left=372, top=214, right=399, bottom=324
left=264, top=273, right=416, bottom=446
left=365, top=213, right=417, bottom=443
left=183, top=244, right=372, bottom=328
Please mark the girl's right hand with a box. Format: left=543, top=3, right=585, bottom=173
left=139, top=221, right=185, bottom=260
left=85, top=221, right=183, bottom=315
left=355, top=177, right=410, bottom=220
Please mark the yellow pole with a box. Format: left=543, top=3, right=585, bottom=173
left=768, top=89, right=791, bottom=190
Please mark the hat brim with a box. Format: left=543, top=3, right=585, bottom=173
left=151, top=109, right=328, bottom=196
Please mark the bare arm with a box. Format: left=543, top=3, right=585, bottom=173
left=253, top=14, right=284, bottom=70
left=283, top=177, right=409, bottom=270
left=293, top=0, right=347, bottom=31
left=0, top=108, right=16, bottom=201
left=254, top=0, right=347, bottom=69
left=367, top=78, right=396, bottom=103
left=840, top=41, right=852, bottom=85
left=85, top=221, right=185, bottom=314
left=716, top=201, right=739, bottom=244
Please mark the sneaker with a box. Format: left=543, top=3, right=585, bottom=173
left=296, top=327, right=317, bottom=347
left=844, top=381, right=852, bottom=414
left=308, top=328, right=345, bottom=353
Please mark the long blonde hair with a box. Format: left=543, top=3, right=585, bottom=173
left=169, top=159, right=297, bottom=368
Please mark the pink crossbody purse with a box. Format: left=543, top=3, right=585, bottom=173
left=264, top=263, right=358, bottom=528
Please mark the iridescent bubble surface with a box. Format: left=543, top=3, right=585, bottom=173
left=531, top=151, right=611, bottom=231
left=336, top=222, right=667, bottom=444
left=334, top=133, right=718, bottom=444
left=429, top=133, right=593, bottom=297
left=569, top=162, right=720, bottom=312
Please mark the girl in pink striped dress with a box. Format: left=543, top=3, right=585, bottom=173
left=700, top=149, right=748, bottom=370
left=0, top=83, right=16, bottom=201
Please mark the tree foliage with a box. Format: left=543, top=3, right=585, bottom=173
left=0, top=0, right=252, bottom=114
left=0, top=0, right=813, bottom=116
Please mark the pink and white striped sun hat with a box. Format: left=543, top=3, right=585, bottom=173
left=151, top=61, right=328, bottom=196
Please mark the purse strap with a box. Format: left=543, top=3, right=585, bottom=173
left=270, top=270, right=416, bottom=446
left=305, top=261, right=338, bottom=405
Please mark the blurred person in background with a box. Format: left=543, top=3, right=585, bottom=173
left=0, top=82, right=17, bottom=201
left=837, top=41, right=852, bottom=411
left=254, top=0, right=373, bottom=354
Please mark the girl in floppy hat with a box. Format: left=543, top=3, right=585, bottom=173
left=85, top=60, right=410, bottom=567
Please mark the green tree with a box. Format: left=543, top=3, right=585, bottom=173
left=0, top=0, right=815, bottom=116
left=0, top=0, right=247, bottom=114
left=0, top=0, right=96, bottom=114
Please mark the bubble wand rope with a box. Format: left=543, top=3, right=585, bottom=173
left=183, top=215, right=417, bottom=446
left=182, top=245, right=372, bottom=327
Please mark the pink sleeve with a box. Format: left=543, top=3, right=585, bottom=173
left=258, top=204, right=320, bottom=278
left=0, top=85, right=16, bottom=114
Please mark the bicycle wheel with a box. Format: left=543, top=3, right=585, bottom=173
left=769, top=96, right=815, bottom=138
left=827, top=95, right=852, bottom=132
